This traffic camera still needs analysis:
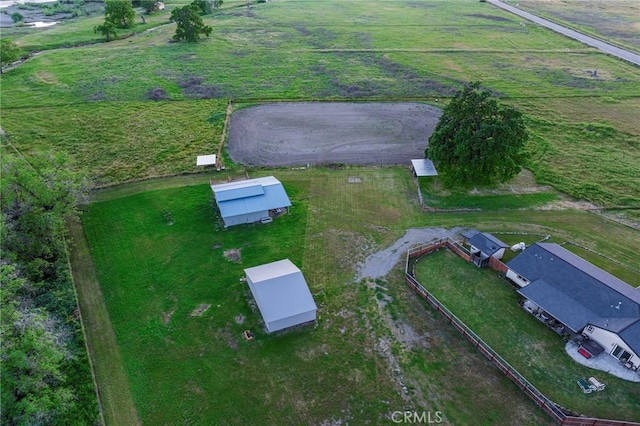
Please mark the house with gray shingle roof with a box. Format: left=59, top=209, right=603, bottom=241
left=506, top=242, right=640, bottom=370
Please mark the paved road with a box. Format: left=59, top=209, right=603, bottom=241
left=487, top=0, right=640, bottom=67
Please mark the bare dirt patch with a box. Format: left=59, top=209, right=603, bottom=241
left=227, top=103, right=442, bottom=166
left=162, top=309, right=175, bottom=325
left=190, top=304, right=211, bottom=317
left=356, top=227, right=464, bottom=281
left=537, top=199, right=600, bottom=211
left=223, top=248, right=242, bottom=263
left=467, top=13, right=513, bottom=23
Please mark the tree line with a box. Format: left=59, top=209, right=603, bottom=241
left=95, top=0, right=219, bottom=42
left=1, top=152, right=99, bottom=425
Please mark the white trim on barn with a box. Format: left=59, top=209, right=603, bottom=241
left=244, top=259, right=317, bottom=333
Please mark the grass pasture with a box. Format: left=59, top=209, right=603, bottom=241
left=414, top=249, right=640, bottom=422
left=1, top=100, right=227, bottom=185
left=78, top=169, right=640, bottom=424
left=1, top=0, right=639, bottom=207
left=2, top=0, right=639, bottom=423
left=514, top=0, right=640, bottom=53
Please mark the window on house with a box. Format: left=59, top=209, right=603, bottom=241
left=612, top=345, right=632, bottom=362
left=586, top=325, right=594, bottom=333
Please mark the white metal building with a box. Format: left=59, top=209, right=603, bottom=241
left=210, top=176, right=291, bottom=227
left=245, top=259, right=317, bottom=333
left=411, top=159, right=438, bottom=177
left=196, top=154, right=217, bottom=166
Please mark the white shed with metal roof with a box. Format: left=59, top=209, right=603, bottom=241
left=245, top=259, right=317, bottom=333
left=411, top=159, right=438, bottom=177
left=211, top=176, right=291, bottom=227
left=196, top=154, right=217, bottom=166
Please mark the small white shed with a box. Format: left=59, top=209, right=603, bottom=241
left=196, top=154, right=217, bottom=166
left=244, top=259, right=317, bottom=333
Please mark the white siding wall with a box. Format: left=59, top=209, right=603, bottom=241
left=506, top=269, right=530, bottom=288
left=267, top=310, right=317, bottom=333
left=493, top=248, right=506, bottom=260
left=583, top=326, right=638, bottom=363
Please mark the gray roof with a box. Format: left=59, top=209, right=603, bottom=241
left=590, top=317, right=639, bottom=333
left=509, top=243, right=640, bottom=352
left=518, top=279, right=597, bottom=332
left=463, top=229, right=509, bottom=256
left=244, top=259, right=317, bottom=324
left=211, top=176, right=291, bottom=219
left=618, top=321, right=640, bottom=356
left=411, top=159, right=438, bottom=177
left=589, top=316, right=640, bottom=355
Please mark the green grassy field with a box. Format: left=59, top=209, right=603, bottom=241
left=2, top=0, right=638, bottom=207
left=0, top=100, right=227, bottom=185
left=414, top=249, right=640, bottom=421
left=78, top=169, right=640, bottom=424
left=514, top=0, right=640, bottom=53
left=3, top=0, right=639, bottom=423
left=80, top=170, right=553, bottom=425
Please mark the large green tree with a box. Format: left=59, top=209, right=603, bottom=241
left=170, top=4, right=213, bottom=42
left=426, top=82, right=529, bottom=186
left=1, top=153, right=89, bottom=284
left=1, top=153, right=97, bottom=425
left=1, top=264, right=76, bottom=425
left=104, top=0, right=136, bottom=29
left=141, top=0, right=158, bottom=13
left=1, top=38, right=21, bottom=72
left=192, top=0, right=213, bottom=14
left=94, top=20, right=118, bottom=42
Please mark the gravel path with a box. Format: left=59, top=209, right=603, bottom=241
left=355, top=227, right=465, bottom=281
left=227, top=102, right=442, bottom=166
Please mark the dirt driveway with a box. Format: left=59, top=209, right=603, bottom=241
left=227, top=102, right=442, bottom=166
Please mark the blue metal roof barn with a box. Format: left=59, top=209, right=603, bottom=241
left=244, top=259, right=317, bottom=333
left=210, top=176, right=292, bottom=227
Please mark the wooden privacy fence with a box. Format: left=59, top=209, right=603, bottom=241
left=404, top=238, right=640, bottom=426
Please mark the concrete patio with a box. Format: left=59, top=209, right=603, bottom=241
left=566, top=341, right=640, bottom=383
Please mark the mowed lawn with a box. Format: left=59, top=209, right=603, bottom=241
left=414, top=249, right=640, bottom=422
left=82, top=169, right=563, bottom=425
left=82, top=183, right=372, bottom=425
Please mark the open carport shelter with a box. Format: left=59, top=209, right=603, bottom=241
left=244, top=259, right=317, bottom=334
left=210, top=176, right=291, bottom=227
left=411, top=159, right=438, bottom=177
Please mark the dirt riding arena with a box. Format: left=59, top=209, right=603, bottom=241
left=227, top=103, right=442, bottom=166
